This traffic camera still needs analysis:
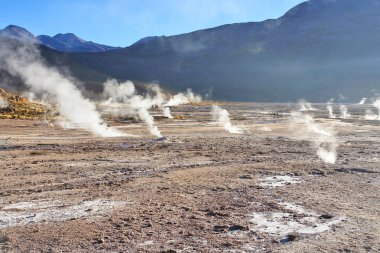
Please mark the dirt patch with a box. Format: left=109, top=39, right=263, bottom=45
left=0, top=103, right=379, bottom=252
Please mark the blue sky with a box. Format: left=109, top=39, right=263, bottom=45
left=0, top=0, right=305, bottom=47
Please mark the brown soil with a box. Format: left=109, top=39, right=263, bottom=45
left=0, top=103, right=379, bottom=252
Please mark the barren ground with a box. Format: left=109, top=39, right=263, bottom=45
left=0, top=103, right=379, bottom=252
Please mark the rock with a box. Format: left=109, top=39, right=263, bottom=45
left=280, top=233, right=300, bottom=243
left=319, top=214, right=333, bottom=219
left=239, top=175, right=253, bottom=179
left=221, top=242, right=233, bottom=247
left=213, top=225, right=228, bottom=233
left=0, top=234, right=9, bottom=244
left=94, top=238, right=104, bottom=244
left=228, top=224, right=249, bottom=232
left=154, top=137, right=167, bottom=142
left=286, top=233, right=299, bottom=241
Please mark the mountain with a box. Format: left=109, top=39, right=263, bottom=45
left=0, top=37, right=153, bottom=97
left=0, top=37, right=114, bottom=95
left=0, top=25, right=118, bottom=52
left=37, top=33, right=118, bottom=52
left=0, top=25, right=36, bottom=42
left=65, top=0, right=380, bottom=102
left=1, top=0, right=380, bottom=102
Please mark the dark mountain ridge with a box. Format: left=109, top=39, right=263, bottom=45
left=65, top=0, right=380, bottom=102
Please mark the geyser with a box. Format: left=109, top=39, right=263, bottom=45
left=374, top=99, right=380, bottom=119
left=211, top=105, right=243, bottom=134
left=0, top=41, right=126, bottom=137
left=102, top=79, right=162, bottom=137
left=358, top=97, right=367, bottom=105
left=365, top=98, right=380, bottom=120
left=299, top=100, right=315, bottom=111
left=339, top=105, right=350, bottom=119
left=165, top=89, right=202, bottom=107
left=290, top=111, right=338, bottom=164
left=163, top=89, right=202, bottom=118
left=327, top=104, right=336, bottom=119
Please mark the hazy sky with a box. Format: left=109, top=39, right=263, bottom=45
left=0, top=0, right=305, bottom=47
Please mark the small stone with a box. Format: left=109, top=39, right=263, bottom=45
left=94, top=238, right=104, bottom=244
left=319, top=214, right=333, bottom=219
left=213, top=225, right=228, bottom=232
left=286, top=233, right=299, bottom=241
left=229, top=224, right=249, bottom=231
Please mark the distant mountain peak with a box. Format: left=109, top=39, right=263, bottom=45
left=4, top=24, right=26, bottom=30
left=48, top=32, right=117, bottom=52
left=53, top=33, right=86, bottom=44
left=0, top=25, right=118, bottom=52
left=282, top=0, right=379, bottom=20
left=132, top=36, right=160, bottom=45
left=0, top=24, right=35, bottom=42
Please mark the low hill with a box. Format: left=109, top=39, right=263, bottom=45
left=0, top=88, right=47, bottom=119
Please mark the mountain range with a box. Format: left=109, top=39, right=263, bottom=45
left=1, top=0, right=380, bottom=102
left=0, top=25, right=118, bottom=52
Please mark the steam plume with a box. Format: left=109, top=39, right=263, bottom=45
left=163, top=89, right=202, bottom=118
left=290, top=112, right=338, bottom=164
left=0, top=42, right=125, bottom=137
left=326, top=104, right=336, bottom=119
left=374, top=99, right=380, bottom=117
left=339, top=105, right=350, bottom=119
left=211, top=105, right=243, bottom=134
left=358, top=97, right=367, bottom=105
left=298, top=99, right=316, bottom=111
left=162, top=107, right=173, bottom=119
left=364, top=109, right=378, bottom=120
left=165, top=89, right=202, bottom=107
left=365, top=99, right=380, bottom=120
left=102, top=79, right=162, bottom=137
left=0, top=96, right=7, bottom=107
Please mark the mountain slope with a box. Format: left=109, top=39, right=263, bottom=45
left=0, top=38, right=157, bottom=98
left=37, top=33, right=118, bottom=52
left=0, top=37, right=114, bottom=95
left=0, top=25, right=36, bottom=42
left=66, top=0, right=380, bottom=102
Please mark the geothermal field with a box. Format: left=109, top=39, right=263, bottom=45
left=0, top=101, right=379, bottom=252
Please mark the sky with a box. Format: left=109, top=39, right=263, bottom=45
left=0, top=0, right=306, bottom=47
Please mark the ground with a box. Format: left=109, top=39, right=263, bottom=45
left=0, top=103, right=379, bottom=252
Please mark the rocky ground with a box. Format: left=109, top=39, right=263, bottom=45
left=0, top=103, right=379, bottom=252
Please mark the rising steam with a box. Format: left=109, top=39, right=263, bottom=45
left=0, top=96, right=7, bottom=107
left=364, top=98, right=380, bottom=120
left=374, top=99, right=380, bottom=117
left=211, top=105, right=243, bottom=134
left=102, top=79, right=162, bottom=137
left=102, top=79, right=203, bottom=136
left=163, top=89, right=202, bottom=118
left=364, top=109, right=378, bottom=120
left=339, top=105, right=350, bottom=119
left=290, top=112, right=338, bottom=164
left=299, top=99, right=316, bottom=111
left=358, top=97, right=367, bottom=105
left=165, top=89, right=202, bottom=107
left=0, top=42, right=125, bottom=137
left=326, top=104, right=336, bottom=118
